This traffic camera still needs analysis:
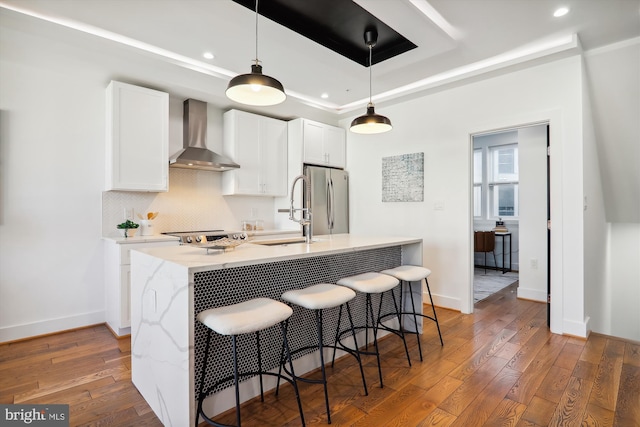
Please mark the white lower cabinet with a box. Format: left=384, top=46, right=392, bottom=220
left=104, top=239, right=178, bottom=336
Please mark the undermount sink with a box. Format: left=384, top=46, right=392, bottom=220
left=251, top=236, right=308, bottom=246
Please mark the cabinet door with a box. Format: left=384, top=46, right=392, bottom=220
left=233, top=112, right=263, bottom=194
left=120, top=265, right=131, bottom=327
left=323, top=125, right=346, bottom=168
left=223, top=110, right=287, bottom=196
left=302, top=120, right=346, bottom=168
left=105, top=81, right=169, bottom=192
left=302, top=120, right=326, bottom=166
left=261, top=118, right=288, bottom=196
left=105, top=239, right=178, bottom=337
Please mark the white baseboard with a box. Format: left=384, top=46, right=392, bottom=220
left=0, top=310, right=105, bottom=343
left=427, top=292, right=460, bottom=312
left=517, top=287, right=547, bottom=302
left=563, top=316, right=590, bottom=338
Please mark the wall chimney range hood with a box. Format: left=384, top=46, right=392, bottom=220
left=169, top=99, right=240, bottom=171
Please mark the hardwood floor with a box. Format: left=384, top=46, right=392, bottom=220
left=1, top=283, right=638, bottom=426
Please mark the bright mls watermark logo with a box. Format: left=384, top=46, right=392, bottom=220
left=1, top=405, right=69, bottom=426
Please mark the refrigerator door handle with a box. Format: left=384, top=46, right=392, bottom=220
left=328, top=178, right=335, bottom=229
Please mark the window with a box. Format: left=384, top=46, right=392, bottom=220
left=473, top=143, right=519, bottom=219
left=489, top=145, right=519, bottom=218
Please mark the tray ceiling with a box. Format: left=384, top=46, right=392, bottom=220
left=231, top=0, right=417, bottom=66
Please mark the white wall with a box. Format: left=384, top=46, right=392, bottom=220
left=606, top=224, right=640, bottom=341
left=0, top=31, right=108, bottom=341
left=342, top=56, right=585, bottom=336
left=580, top=61, right=608, bottom=340
left=583, top=40, right=640, bottom=342
left=583, top=40, right=640, bottom=223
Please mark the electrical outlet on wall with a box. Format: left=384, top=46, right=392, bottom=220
left=530, top=258, right=538, bottom=269
left=250, top=208, right=258, bottom=218
left=124, top=208, right=133, bottom=221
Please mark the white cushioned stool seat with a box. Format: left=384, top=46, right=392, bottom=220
left=197, top=297, right=293, bottom=336
left=381, top=265, right=431, bottom=282
left=337, top=272, right=399, bottom=294
left=282, top=283, right=356, bottom=310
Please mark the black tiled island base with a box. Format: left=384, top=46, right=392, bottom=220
left=193, top=246, right=401, bottom=397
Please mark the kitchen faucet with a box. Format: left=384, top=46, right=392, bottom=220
left=289, top=174, right=312, bottom=244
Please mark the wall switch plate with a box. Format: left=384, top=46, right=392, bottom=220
left=530, top=258, right=538, bottom=269
left=434, top=201, right=445, bottom=211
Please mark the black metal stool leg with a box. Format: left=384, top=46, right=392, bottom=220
left=345, top=301, right=368, bottom=396
left=315, top=310, right=331, bottom=424
left=365, top=295, right=370, bottom=351
left=231, top=335, right=241, bottom=427
left=407, top=280, right=424, bottom=361
left=281, top=320, right=306, bottom=427
left=388, top=287, right=411, bottom=367
left=425, top=278, right=444, bottom=346
left=367, top=294, right=383, bottom=388
left=196, top=328, right=214, bottom=427
left=256, top=331, right=264, bottom=402
left=331, top=304, right=344, bottom=368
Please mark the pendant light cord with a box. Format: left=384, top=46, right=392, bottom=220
left=368, top=44, right=373, bottom=105
left=254, top=0, right=259, bottom=65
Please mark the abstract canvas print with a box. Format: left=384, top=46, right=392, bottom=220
left=382, top=152, right=424, bottom=202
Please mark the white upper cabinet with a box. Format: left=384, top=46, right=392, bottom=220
left=291, top=118, right=345, bottom=168
left=105, top=81, right=169, bottom=192
left=222, top=109, right=287, bottom=196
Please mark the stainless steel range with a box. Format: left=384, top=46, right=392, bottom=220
left=162, top=230, right=247, bottom=245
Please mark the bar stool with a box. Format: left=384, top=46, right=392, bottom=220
left=196, top=297, right=305, bottom=427
left=380, top=265, right=444, bottom=361
left=332, top=272, right=411, bottom=388
left=279, top=283, right=368, bottom=424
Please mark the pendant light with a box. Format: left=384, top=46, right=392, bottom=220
left=350, top=29, right=392, bottom=134
left=226, top=0, right=286, bottom=106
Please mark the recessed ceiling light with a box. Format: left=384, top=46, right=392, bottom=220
left=321, top=93, right=329, bottom=99
left=203, top=52, right=214, bottom=60
left=554, top=7, right=569, bottom=17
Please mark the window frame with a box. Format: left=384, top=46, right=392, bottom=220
left=473, top=142, right=520, bottom=221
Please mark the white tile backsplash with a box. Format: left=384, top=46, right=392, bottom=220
left=102, top=168, right=277, bottom=236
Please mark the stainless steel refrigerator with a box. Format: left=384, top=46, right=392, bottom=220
left=304, top=165, right=349, bottom=236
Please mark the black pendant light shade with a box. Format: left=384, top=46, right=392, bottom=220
left=350, top=29, right=392, bottom=134
left=226, top=63, right=286, bottom=106
left=226, top=0, right=286, bottom=106
left=350, top=103, right=393, bottom=134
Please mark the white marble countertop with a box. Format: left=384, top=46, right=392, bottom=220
left=102, top=234, right=180, bottom=244
left=102, top=229, right=298, bottom=244
left=134, top=233, right=422, bottom=272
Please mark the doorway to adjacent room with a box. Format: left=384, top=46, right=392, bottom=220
left=471, top=124, right=549, bottom=308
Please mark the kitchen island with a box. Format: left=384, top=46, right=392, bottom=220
left=130, top=234, right=422, bottom=426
